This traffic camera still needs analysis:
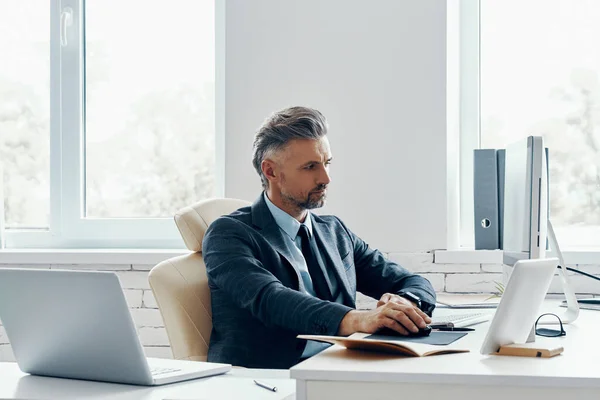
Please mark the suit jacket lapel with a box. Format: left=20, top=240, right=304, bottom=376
left=312, top=216, right=354, bottom=306
left=251, top=195, right=305, bottom=292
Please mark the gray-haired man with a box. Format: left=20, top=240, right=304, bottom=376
left=203, top=106, right=436, bottom=368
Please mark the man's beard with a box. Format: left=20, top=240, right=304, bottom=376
left=283, top=184, right=328, bottom=210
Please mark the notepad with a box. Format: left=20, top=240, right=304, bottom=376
left=366, top=331, right=467, bottom=345
left=298, top=333, right=469, bottom=357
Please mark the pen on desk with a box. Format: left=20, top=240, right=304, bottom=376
left=433, top=327, right=475, bottom=332
left=254, top=379, right=278, bottom=392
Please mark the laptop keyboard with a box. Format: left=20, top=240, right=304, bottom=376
left=150, top=366, right=182, bottom=376
left=431, top=312, right=490, bottom=328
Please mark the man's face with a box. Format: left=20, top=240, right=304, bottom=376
left=269, top=137, right=332, bottom=211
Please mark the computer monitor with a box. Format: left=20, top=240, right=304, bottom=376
left=502, top=136, right=548, bottom=265
left=501, top=135, right=579, bottom=323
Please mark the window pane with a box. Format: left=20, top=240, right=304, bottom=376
left=0, top=2, right=50, bottom=229
left=481, top=0, right=600, bottom=245
left=84, top=0, right=215, bottom=218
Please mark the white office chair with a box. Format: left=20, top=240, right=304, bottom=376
left=148, top=198, right=251, bottom=361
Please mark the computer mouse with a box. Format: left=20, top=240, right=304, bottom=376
left=375, top=325, right=432, bottom=337
left=408, top=325, right=432, bottom=337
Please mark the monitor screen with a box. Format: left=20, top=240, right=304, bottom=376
left=502, top=136, right=548, bottom=266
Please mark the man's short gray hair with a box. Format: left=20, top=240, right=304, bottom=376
left=252, top=106, right=328, bottom=190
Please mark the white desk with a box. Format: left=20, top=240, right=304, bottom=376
left=291, top=304, right=600, bottom=400
left=0, top=363, right=295, bottom=399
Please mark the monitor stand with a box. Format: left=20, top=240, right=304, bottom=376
left=522, top=220, right=578, bottom=343
left=548, top=220, right=579, bottom=324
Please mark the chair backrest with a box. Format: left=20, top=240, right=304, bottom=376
left=148, top=198, right=251, bottom=361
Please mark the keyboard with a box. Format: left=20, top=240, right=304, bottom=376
left=150, top=366, right=182, bottom=376
left=430, top=312, right=490, bottom=328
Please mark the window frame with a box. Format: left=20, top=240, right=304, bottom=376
left=5, top=0, right=223, bottom=249
left=459, top=0, right=600, bottom=255
left=458, top=0, right=480, bottom=249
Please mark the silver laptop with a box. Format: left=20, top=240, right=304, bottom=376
left=0, top=268, right=231, bottom=386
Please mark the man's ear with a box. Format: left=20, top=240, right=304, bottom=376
left=261, top=158, right=278, bottom=185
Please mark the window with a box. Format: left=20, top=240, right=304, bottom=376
left=0, top=2, right=50, bottom=230
left=461, top=0, right=600, bottom=250
left=1, top=0, right=220, bottom=248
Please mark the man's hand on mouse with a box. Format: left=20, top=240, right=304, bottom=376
left=337, top=299, right=431, bottom=336
left=377, top=293, right=417, bottom=308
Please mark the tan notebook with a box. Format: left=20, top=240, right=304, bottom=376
left=298, top=332, right=470, bottom=357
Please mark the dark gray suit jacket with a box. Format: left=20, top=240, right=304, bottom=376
left=202, top=194, right=436, bottom=368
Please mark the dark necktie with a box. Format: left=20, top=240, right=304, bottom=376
left=297, top=224, right=332, bottom=301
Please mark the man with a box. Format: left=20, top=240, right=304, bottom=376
left=203, top=106, right=436, bottom=368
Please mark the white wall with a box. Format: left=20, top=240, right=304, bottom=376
left=224, top=0, right=448, bottom=253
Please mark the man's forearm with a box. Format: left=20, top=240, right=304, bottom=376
left=249, top=281, right=353, bottom=335
left=337, top=310, right=364, bottom=336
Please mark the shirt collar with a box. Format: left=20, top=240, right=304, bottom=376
left=263, top=192, right=313, bottom=240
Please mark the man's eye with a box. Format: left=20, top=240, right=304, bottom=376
left=305, top=164, right=314, bottom=170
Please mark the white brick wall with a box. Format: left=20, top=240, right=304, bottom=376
left=548, top=271, right=600, bottom=294
left=388, top=252, right=600, bottom=296
left=0, top=255, right=598, bottom=362
left=144, top=346, right=173, bottom=359
left=130, top=308, right=165, bottom=327
left=0, top=322, right=14, bottom=362
left=123, top=289, right=144, bottom=308
left=115, top=271, right=152, bottom=290
left=138, top=327, right=170, bottom=346
left=388, top=252, right=480, bottom=273
left=0, top=344, right=15, bottom=362
left=481, top=263, right=503, bottom=273
left=445, top=273, right=503, bottom=293
left=0, top=324, right=8, bottom=345
left=419, top=273, right=445, bottom=292
left=143, top=290, right=158, bottom=309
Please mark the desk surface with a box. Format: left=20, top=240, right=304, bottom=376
left=291, top=303, right=600, bottom=389
left=0, top=363, right=295, bottom=400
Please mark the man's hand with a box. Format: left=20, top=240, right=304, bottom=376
left=337, top=301, right=431, bottom=336
left=377, top=293, right=416, bottom=308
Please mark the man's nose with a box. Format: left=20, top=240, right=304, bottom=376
left=318, top=165, right=331, bottom=186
